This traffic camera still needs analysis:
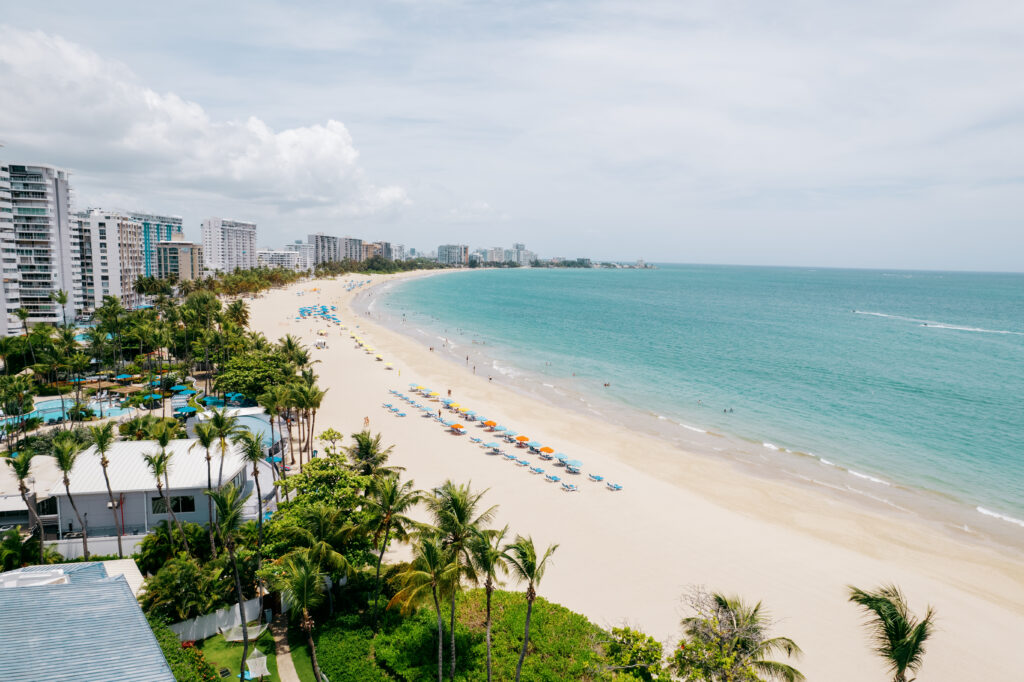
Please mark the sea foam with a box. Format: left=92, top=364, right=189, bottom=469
left=977, top=507, right=1024, bottom=528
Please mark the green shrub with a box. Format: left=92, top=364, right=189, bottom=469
left=148, top=616, right=218, bottom=682
left=314, top=614, right=391, bottom=681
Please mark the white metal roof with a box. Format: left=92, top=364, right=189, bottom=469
left=0, top=454, right=62, bottom=499
left=53, top=439, right=249, bottom=496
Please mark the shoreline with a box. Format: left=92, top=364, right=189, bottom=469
left=252, top=272, right=1024, bottom=681
left=359, top=269, right=1024, bottom=555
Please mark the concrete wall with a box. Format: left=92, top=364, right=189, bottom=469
left=47, top=534, right=146, bottom=559
left=56, top=487, right=215, bottom=538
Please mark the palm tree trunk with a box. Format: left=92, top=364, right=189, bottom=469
left=305, top=619, right=322, bottom=682
left=433, top=586, right=444, bottom=682
left=485, top=584, right=493, bottom=682
left=101, top=463, right=124, bottom=558
left=19, top=486, right=44, bottom=563
left=449, top=588, right=458, bottom=680
left=371, top=527, right=390, bottom=630
left=162, top=481, right=191, bottom=555
left=514, top=595, right=535, bottom=682
left=63, top=482, right=89, bottom=559
left=253, top=464, right=264, bottom=606
left=309, top=409, right=317, bottom=459
left=218, top=440, right=227, bottom=486
left=286, top=415, right=296, bottom=466
left=206, top=453, right=217, bottom=558
left=228, top=543, right=250, bottom=680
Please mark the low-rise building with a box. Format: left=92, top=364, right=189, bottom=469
left=258, top=249, right=300, bottom=270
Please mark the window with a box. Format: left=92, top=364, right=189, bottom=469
left=151, top=495, right=196, bottom=514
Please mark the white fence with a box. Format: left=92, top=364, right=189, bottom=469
left=169, top=597, right=264, bottom=642
left=46, top=534, right=146, bottom=559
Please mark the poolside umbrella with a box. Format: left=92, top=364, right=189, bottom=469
left=171, top=384, right=189, bottom=391
left=175, top=406, right=197, bottom=414
left=179, top=389, right=197, bottom=395
left=115, top=373, right=133, bottom=379
left=515, top=435, right=530, bottom=442
left=150, top=380, right=161, bottom=386
left=143, top=393, right=163, bottom=400
left=539, top=446, right=555, bottom=453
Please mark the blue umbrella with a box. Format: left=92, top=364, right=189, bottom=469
left=493, top=425, right=507, bottom=432
left=115, top=373, right=133, bottom=379
left=565, top=459, right=583, bottom=468
left=504, top=431, right=518, bottom=437
left=175, top=406, right=197, bottom=414
left=526, top=441, right=542, bottom=448
left=485, top=442, right=501, bottom=448
left=555, top=453, right=568, bottom=461
left=144, top=393, right=163, bottom=400
left=150, top=380, right=161, bottom=386
left=179, top=389, right=197, bottom=395
left=171, top=384, right=189, bottom=391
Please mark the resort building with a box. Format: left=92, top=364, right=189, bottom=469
left=437, top=244, right=469, bottom=265
left=72, top=209, right=147, bottom=314
left=284, top=240, right=315, bottom=270
left=0, top=164, right=75, bottom=334
left=201, top=217, right=257, bottom=272
left=341, top=236, right=363, bottom=262
left=0, top=562, right=174, bottom=681
left=129, top=212, right=184, bottom=277
left=362, top=241, right=382, bottom=260
left=308, top=232, right=341, bottom=265
left=41, top=437, right=275, bottom=558
left=258, top=248, right=300, bottom=270
left=155, top=235, right=204, bottom=282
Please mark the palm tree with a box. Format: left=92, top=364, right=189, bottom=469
left=280, top=551, right=326, bottom=682
left=0, top=335, right=20, bottom=376
left=362, top=475, right=422, bottom=629
left=225, top=299, right=250, bottom=328
left=389, top=535, right=460, bottom=682
left=427, top=480, right=498, bottom=680
left=848, top=585, right=935, bottom=682
left=88, top=423, right=122, bottom=557
left=50, top=289, right=69, bottom=326
left=208, top=408, right=245, bottom=485
left=343, top=430, right=402, bottom=478
left=677, top=592, right=805, bottom=682
left=5, top=452, right=44, bottom=563
left=257, top=389, right=282, bottom=461
left=67, top=352, right=90, bottom=421
left=52, top=435, right=89, bottom=558
left=292, top=383, right=326, bottom=461
left=469, top=525, right=509, bottom=682
left=282, top=503, right=356, bottom=580
left=206, top=483, right=254, bottom=681
left=143, top=426, right=190, bottom=555
left=504, top=535, right=559, bottom=682
left=190, top=421, right=219, bottom=557
left=16, top=308, right=35, bottom=365
left=235, top=431, right=266, bottom=569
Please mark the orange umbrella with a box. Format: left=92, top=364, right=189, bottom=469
left=483, top=420, right=497, bottom=427
left=515, top=435, right=530, bottom=442
left=539, top=446, right=555, bottom=453
left=451, top=424, right=465, bottom=430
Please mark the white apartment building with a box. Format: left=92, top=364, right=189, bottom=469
left=485, top=247, right=505, bottom=263
left=341, top=237, right=363, bottom=262
left=72, top=209, right=146, bottom=315
left=201, top=218, right=257, bottom=272
left=284, top=240, right=314, bottom=270
left=437, top=244, right=469, bottom=265
left=257, top=249, right=300, bottom=270
left=1, top=164, right=75, bottom=334
left=308, top=233, right=341, bottom=265
left=392, top=244, right=406, bottom=261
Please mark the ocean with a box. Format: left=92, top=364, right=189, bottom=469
left=367, top=265, right=1024, bottom=544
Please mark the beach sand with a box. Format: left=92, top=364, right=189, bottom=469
left=250, top=272, right=1024, bottom=681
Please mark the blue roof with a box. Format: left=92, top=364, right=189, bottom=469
left=0, top=569, right=174, bottom=681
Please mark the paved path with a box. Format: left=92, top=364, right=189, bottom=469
left=270, top=616, right=301, bottom=682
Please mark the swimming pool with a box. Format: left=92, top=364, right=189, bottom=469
left=236, top=414, right=277, bottom=448
left=26, top=399, right=131, bottom=422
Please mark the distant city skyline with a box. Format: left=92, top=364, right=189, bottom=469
left=1, top=2, right=1022, bottom=271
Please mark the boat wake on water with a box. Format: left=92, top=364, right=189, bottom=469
left=853, top=311, right=1024, bottom=336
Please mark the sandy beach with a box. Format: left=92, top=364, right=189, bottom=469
left=250, top=272, right=1024, bottom=681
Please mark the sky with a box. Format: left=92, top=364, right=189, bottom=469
left=1, top=1, right=1022, bottom=270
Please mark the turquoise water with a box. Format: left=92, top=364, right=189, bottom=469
left=237, top=414, right=275, bottom=448
left=375, top=266, right=1024, bottom=535
left=2, top=398, right=131, bottom=423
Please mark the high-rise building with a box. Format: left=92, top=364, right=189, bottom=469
left=257, top=249, right=300, bottom=270
left=341, top=237, right=363, bottom=262
left=437, top=244, right=469, bottom=265
left=3, top=164, right=75, bottom=334
left=486, top=247, right=505, bottom=263
left=393, top=244, right=406, bottom=261
left=284, top=240, right=314, bottom=270
left=362, top=242, right=381, bottom=260
left=130, top=212, right=183, bottom=277
left=73, top=209, right=146, bottom=314
left=201, top=217, right=257, bottom=272
left=308, top=233, right=341, bottom=265
left=156, top=234, right=204, bottom=282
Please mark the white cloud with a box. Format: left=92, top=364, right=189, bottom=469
left=0, top=26, right=406, bottom=217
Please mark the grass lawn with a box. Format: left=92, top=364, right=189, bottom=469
left=196, top=628, right=280, bottom=681
left=287, top=628, right=318, bottom=682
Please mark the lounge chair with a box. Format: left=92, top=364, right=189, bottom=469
left=588, top=473, right=605, bottom=482
left=396, top=412, right=406, bottom=417
left=538, top=453, right=553, bottom=461
left=469, top=437, right=482, bottom=443
left=606, top=482, right=623, bottom=491
left=515, top=459, right=529, bottom=467
left=561, top=482, right=578, bottom=493
left=503, top=453, right=517, bottom=461
left=486, top=449, right=501, bottom=456
left=566, top=465, right=581, bottom=474
left=530, top=467, right=544, bottom=474
left=545, top=474, right=561, bottom=483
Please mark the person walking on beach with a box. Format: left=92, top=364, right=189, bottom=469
left=363, top=416, right=370, bottom=429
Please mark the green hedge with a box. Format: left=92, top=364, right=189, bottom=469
left=148, top=616, right=218, bottom=682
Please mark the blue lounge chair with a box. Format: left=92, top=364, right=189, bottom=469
left=566, top=465, right=581, bottom=474
left=503, top=453, right=517, bottom=461
left=530, top=467, right=544, bottom=475
left=545, top=474, right=561, bottom=483
left=469, top=437, right=482, bottom=443
left=561, top=482, right=578, bottom=493
left=538, top=453, right=553, bottom=461
left=486, top=448, right=501, bottom=456
left=515, top=459, right=529, bottom=467
left=606, top=482, right=623, bottom=491
left=396, top=412, right=406, bottom=417
left=588, top=473, right=605, bottom=482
